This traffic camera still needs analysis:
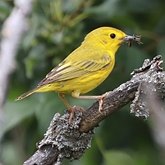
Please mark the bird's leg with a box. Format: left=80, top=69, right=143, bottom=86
left=58, top=93, right=74, bottom=123
left=72, top=91, right=108, bottom=112
left=58, top=93, right=72, bottom=110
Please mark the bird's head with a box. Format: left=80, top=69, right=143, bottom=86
left=84, top=27, right=142, bottom=54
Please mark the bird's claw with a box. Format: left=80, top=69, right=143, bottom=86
left=68, top=106, right=84, bottom=124
left=98, top=92, right=109, bottom=113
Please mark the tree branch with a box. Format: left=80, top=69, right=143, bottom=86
left=0, top=0, right=33, bottom=109
left=24, top=55, right=165, bottom=165
left=0, top=0, right=34, bottom=144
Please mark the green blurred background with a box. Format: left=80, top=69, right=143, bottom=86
left=0, top=0, right=165, bottom=164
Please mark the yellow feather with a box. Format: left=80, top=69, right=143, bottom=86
left=16, top=27, right=136, bottom=102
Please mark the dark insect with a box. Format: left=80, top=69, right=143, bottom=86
left=126, top=34, right=143, bottom=47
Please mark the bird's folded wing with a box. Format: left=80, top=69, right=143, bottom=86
left=38, top=51, right=112, bottom=86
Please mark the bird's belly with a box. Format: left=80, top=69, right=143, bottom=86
left=58, top=64, right=114, bottom=94
left=37, top=63, right=114, bottom=94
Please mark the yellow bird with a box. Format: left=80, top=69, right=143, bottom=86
left=16, top=27, right=140, bottom=119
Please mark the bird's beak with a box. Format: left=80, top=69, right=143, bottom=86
left=122, top=34, right=143, bottom=47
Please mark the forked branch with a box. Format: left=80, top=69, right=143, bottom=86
left=24, top=55, right=165, bottom=165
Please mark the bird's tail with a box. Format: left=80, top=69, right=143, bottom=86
left=15, top=89, right=36, bottom=101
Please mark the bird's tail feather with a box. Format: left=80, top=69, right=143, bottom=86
left=15, top=89, right=36, bottom=101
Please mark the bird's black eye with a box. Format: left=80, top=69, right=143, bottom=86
left=110, top=33, right=116, bottom=39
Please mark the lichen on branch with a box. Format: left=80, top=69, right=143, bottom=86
left=24, top=55, right=165, bottom=165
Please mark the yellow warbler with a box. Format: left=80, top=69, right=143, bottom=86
left=16, top=27, right=140, bottom=118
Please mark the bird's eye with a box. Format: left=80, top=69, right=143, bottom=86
left=110, top=33, right=116, bottom=39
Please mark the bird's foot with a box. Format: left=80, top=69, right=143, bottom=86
left=68, top=106, right=84, bottom=124
left=98, top=92, right=109, bottom=113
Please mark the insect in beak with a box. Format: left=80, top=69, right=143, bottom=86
left=123, top=34, right=143, bottom=47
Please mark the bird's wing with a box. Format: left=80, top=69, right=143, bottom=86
left=37, top=49, right=112, bottom=86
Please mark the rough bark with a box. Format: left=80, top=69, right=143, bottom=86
left=24, top=55, right=165, bottom=165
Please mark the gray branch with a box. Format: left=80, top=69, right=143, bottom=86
left=0, top=0, right=34, bottom=150
left=0, top=0, right=33, bottom=110
left=24, top=55, right=165, bottom=165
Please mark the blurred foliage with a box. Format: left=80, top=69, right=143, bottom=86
left=0, top=0, right=165, bottom=164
